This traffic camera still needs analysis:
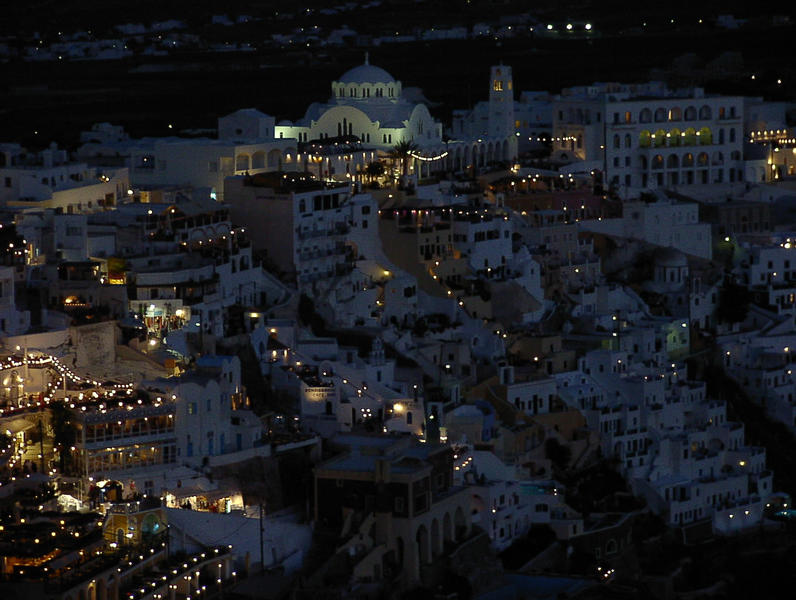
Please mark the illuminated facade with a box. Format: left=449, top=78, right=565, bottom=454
left=274, top=57, right=443, bottom=152
left=74, top=400, right=177, bottom=476
left=552, top=84, right=749, bottom=198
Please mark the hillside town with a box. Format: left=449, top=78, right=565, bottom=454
left=1, top=35, right=796, bottom=600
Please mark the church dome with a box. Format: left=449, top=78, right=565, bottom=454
left=331, top=57, right=402, bottom=101
left=338, top=63, right=395, bottom=85
left=653, top=247, right=688, bottom=268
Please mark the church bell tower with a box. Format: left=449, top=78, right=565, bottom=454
left=488, top=65, right=515, bottom=139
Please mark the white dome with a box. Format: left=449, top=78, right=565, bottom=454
left=337, top=63, right=395, bottom=85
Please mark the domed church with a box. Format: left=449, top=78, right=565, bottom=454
left=220, top=56, right=517, bottom=180
left=274, top=54, right=443, bottom=151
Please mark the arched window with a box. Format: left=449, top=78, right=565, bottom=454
left=613, top=134, right=620, bottom=149
left=652, top=155, right=664, bottom=170
left=639, top=130, right=652, bottom=147
left=669, top=128, right=682, bottom=146
left=683, top=127, right=697, bottom=145
left=683, top=153, right=694, bottom=167
left=640, top=108, right=652, bottom=123
left=718, top=129, right=725, bottom=144
left=625, top=111, right=632, bottom=123
left=669, top=107, right=682, bottom=121
left=684, top=106, right=697, bottom=121
left=624, top=134, right=631, bottom=148
left=654, top=108, right=667, bottom=122
left=730, top=150, right=741, bottom=160
left=712, top=152, right=724, bottom=165
left=640, top=155, right=648, bottom=169
left=235, top=154, right=250, bottom=171
left=729, top=128, right=736, bottom=143
left=667, top=154, right=679, bottom=168
left=699, top=105, right=712, bottom=120
left=698, top=126, right=712, bottom=145
left=697, top=152, right=709, bottom=166
left=653, top=129, right=667, bottom=147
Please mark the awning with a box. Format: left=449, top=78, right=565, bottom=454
left=1, top=417, right=38, bottom=433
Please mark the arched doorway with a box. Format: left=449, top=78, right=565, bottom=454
left=430, top=518, right=441, bottom=557
left=443, top=512, right=452, bottom=544
left=416, top=524, right=429, bottom=564
left=454, top=506, right=467, bottom=540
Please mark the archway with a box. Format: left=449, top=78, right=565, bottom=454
left=431, top=518, right=441, bottom=557
left=454, top=506, right=467, bottom=540
left=395, top=536, right=405, bottom=573
left=267, top=149, right=282, bottom=168
left=97, top=578, right=107, bottom=600
left=443, top=512, right=452, bottom=544
left=235, top=154, right=250, bottom=171
left=252, top=151, right=266, bottom=169
left=416, top=524, right=430, bottom=564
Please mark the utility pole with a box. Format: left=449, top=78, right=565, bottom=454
left=38, top=419, right=45, bottom=474
left=259, top=502, right=264, bottom=573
